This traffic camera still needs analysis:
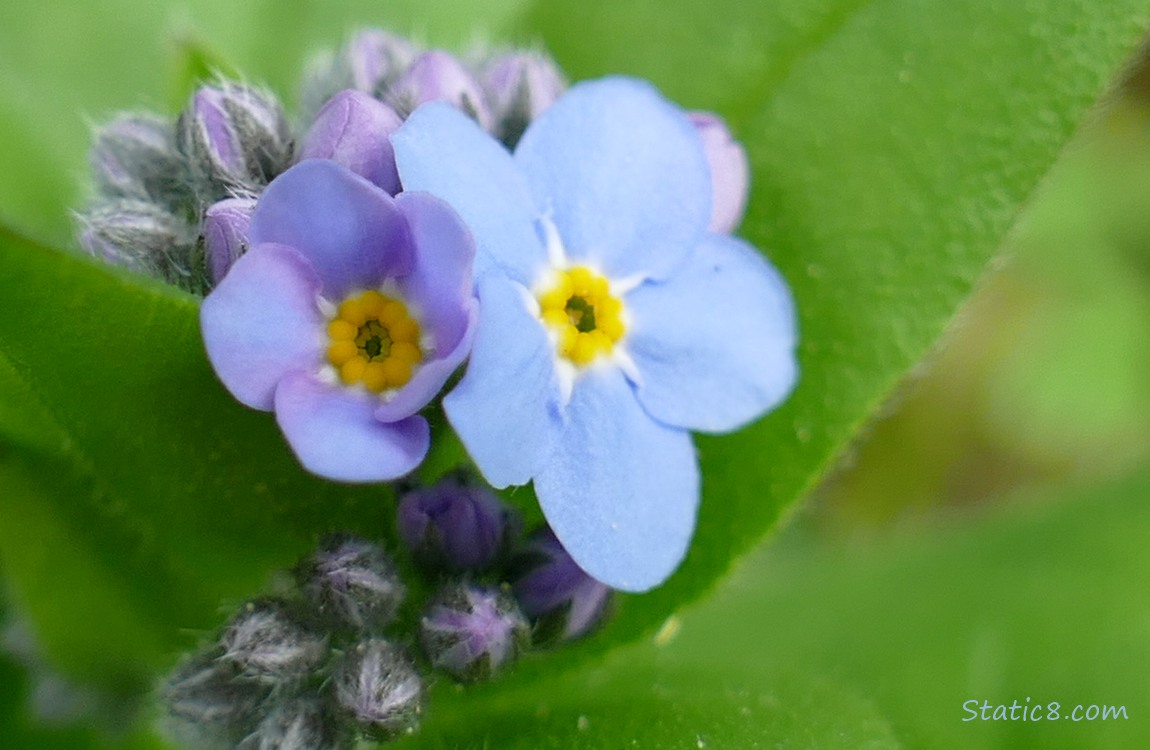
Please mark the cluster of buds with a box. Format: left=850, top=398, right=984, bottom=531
left=159, top=537, right=422, bottom=749
left=159, top=472, right=614, bottom=748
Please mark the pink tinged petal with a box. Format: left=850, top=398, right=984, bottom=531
left=626, top=233, right=798, bottom=433
left=200, top=244, right=325, bottom=411
left=442, top=274, right=565, bottom=488
left=533, top=367, right=699, bottom=592
left=374, top=192, right=478, bottom=422
left=274, top=371, right=430, bottom=482
left=392, top=103, right=547, bottom=286
left=513, top=77, right=711, bottom=281
left=248, top=160, right=413, bottom=299
left=688, top=112, right=749, bottom=234
left=300, top=90, right=404, bottom=195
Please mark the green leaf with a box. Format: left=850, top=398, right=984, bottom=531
left=502, top=0, right=1150, bottom=669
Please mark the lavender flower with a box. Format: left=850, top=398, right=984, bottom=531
left=397, top=472, right=520, bottom=573
left=419, top=583, right=529, bottom=682
left=512, top=527, right=613, bottom=642
left=299, top=89, right=404, bottom=195
left=333, top=639, right=423, bottom=740
left=393, top=77, right=798, bottom=590
left=200, top=159, right=478, bottom=481
left=296, top=534, right=405, bottom=632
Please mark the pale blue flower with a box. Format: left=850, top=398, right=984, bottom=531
left=393, top=77, right=798, bottom=591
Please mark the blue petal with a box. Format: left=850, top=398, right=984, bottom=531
left=393, top=103, right=546, bottom=285
left=249, top=160, right=412, bottom=299
left=514, top=77, right=711, bottom=281
left=625, top=233, right=798, bottom=433
left=533, top=367, right=699, bottom=592
left=374, top=192, right=478, bottom=423
left=274, top=371, right=429, bottom=482
left=442, top=273, right=565, bottom=488
left=200, top=243, right=325, bottom=410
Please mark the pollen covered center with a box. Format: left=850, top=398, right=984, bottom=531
left=327, top=290, right=422, bottom=393
left=537, top=266, right=625, bottom=367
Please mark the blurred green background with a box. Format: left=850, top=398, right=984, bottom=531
left=1, top=1, right=1149, bottom=748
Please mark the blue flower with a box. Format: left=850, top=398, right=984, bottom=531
left=200, top=159, right=477, bottom=481
left=393, top=77, right=798, bottom=591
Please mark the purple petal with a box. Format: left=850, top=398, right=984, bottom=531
left=689, top=112, right=749, bottom=234
left=625, top=233, right=798, bottom=433
left=204, top=197, right=256, bottom=284
left=373, top=192, right=478, bottom=423
left=442, top=274, right=565, bottom=488
left=514, top=77, right=711, bottom=281
left=200, top=244, right=325, bottom=410
left=393, top=103, right=547, bottom=286
left=249, top=160, right=413, bottom=299
left=274, top=371, right=429, bottom=482
left=533, top=367, right=699, bottom=592
left=390, top=50, right=493, bottom=131
left=300, top=90, right=404, bottom=194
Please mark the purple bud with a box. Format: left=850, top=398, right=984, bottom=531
left=512, top=527, right=613, bottom=642
left=160, top=651, right=269, bottom=749
left=89, top=113, right=188, bottom=208
left=419, top=583, right=529, bottom=682
left=296, top=534, right=406, bottom=633
left=333, top=639, right=422, bottom=740
left=219, top=599, right=328, bottom=684
left=688, top=111, right=749, bottom=234
left=300, top=90, right=404, bottom=195
left=178, top=83, right=293, bottom=202
left=79, top=199, right=198, bottom=284
left=397, top=474, right=521, bottom=573
left=299, top=29, right=418, bottom=120
left=204, top=196, right=256, bottom=284
left=481, top=51, right=565, bottom=146
left=388, top=51, right=493, bottom=131
left=239, top=698, right=349, bottom=750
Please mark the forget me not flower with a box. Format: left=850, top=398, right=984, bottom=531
left=393, top=77, right=798, bottom=591
left=201, top=159, right=477, bottom=481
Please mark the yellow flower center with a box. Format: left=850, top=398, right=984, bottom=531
left=326, top=290, right=423, bottom=393
left=537, top=266, right=626, bottom=367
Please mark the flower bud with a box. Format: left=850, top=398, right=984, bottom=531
left=296, top=534, right=405, bottom=633
left=387, top=51, right=493, bottom=131
left=481, top=51, right=565, bottom=147
left=160, top=651, right=269, bottom=750
left=333, top=639, right=422, bottom=740
left=79, top=199, right=198, bottom=284
left=511, top=527, right=613, bottom=642
left=239, top=698, right=349, bottom=750
left=299, top=90, right=404, bottom=194
left=419, top=583, right=529, bottom=682
left=299, top=29, right=417, bottom=119
left=178, top=83, right=293, bottom=202
left=688, top=111, right=749, bottom=234
left=89, top=113, right=189, bottom=209
left=397, top=473, right=520, bottom=573
left=219, top=599, right=328, bottom=684
left=204, top=196, right=256, bottom=284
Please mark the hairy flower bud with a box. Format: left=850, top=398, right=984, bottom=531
left=204, top=196, right=256, bottom=283
left=688, top=111, right=749, bottom=233
left=512, top=527, right=613, bottom=642
left=219, top=599, right=328, bottom=684
left=299, top=29, right=417, bottom=119
left=481, top=51, right=565, bottom=147
left=160, top=651, right=269, bottom=750
left=397, top=473, right=520, bottom=573
left=79, top=199, right=198, bottom=284
left=387, top=51, right=492, bottom=130
left=89, top=113, right=189, bottom=209
left=296, top=535, right=406, bottom=633
left=333, top=639, right=423, bottom=740
left=178, top=82, right=293, bottom=202
left=419, top=583, right=529, bottom=682
left=239, top=698, right=349, bottom=750
left=299, top=90, right=404, bottom=194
